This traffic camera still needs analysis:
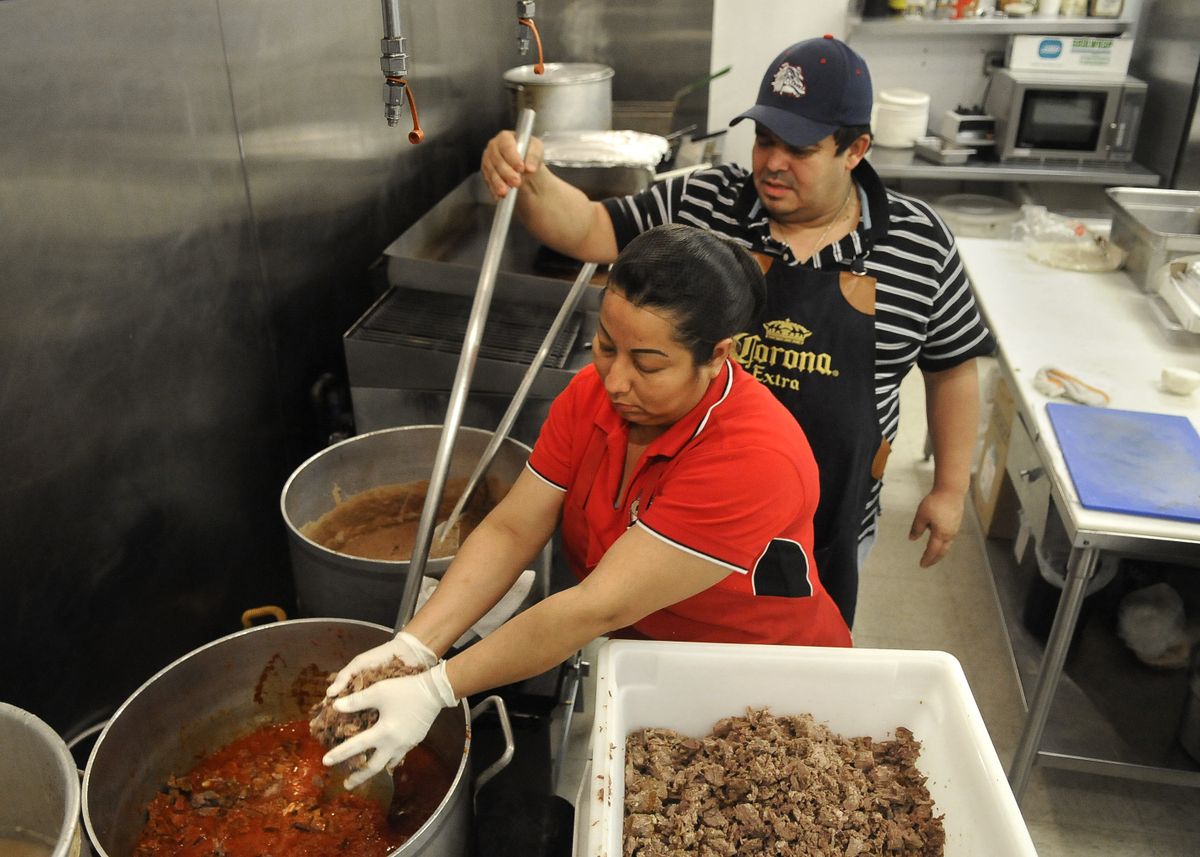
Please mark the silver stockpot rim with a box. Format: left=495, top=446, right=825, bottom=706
left=0, top=701, right=82, bottom=857
left=503, top=62, right=614, bottom=86
left=81, top=618, right=472, bottom=857
left=280, top=425, right=528, bottom=570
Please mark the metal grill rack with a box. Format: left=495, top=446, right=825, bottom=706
left=353, top=286, right=582, bottom=369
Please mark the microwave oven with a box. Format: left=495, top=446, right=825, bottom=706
left=983, top=68, right=1146, bottom=164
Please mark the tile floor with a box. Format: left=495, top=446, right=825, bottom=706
left=554, top=359, right=1200, bottom=855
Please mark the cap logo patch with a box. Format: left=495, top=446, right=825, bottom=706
left=770, top=62, right=806, bottom=99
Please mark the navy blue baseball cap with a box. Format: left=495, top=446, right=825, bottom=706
left=730, top=35, right=873, bottom=149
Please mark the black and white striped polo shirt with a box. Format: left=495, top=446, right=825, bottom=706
left=601, top=159, right=996, bottom=540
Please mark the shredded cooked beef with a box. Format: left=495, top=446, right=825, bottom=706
left=308, top=656, right=423, bottom=772
left=623, top=708, right=944, bottom=857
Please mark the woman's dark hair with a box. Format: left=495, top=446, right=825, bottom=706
left=607, top=224, right=766, bottom=364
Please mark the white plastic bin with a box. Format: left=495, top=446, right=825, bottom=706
left=576, top=640, right=1037, bottom=857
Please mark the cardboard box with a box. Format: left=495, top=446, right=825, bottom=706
left=578, top=640, right=1038, bottom=857
left=972, top=376, right=1021, bottom=539
left=1007, top=35, right=1133, bottom=76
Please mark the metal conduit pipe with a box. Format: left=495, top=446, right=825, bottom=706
left=379, top=0, right=410, bottom=127
left=516, top=1, right=535, bottom=55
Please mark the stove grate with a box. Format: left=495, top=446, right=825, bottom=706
left=352, top=287, right=583, bottom=368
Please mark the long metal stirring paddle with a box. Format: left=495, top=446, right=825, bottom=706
left=394, top=108, right=536, bottom=631
left=431, top=259, right=599, bottom=550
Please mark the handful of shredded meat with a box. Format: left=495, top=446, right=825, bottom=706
left=309, top=656, right=423, bottom=772
left=623, top=708, right=945, bottom=857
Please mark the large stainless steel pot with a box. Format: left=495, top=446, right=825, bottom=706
left=0, top=702, right=83, bottom=857
left=82, top=618, right=513, bottom=857
left=503, top=63, right=613, bottom=135
left=281, top=426, right=537, bottom=624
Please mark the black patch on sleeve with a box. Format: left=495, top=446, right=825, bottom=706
left=752, top=539, right=814, bottom=598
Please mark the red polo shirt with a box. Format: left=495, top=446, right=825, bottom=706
left=527, top=359, right=850, bottom=647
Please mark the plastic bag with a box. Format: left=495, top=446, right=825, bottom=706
left=1014, top=205, right=1126, bottom=273
left=416, top=569, right=535, bottom=648
left=1117, top=582, right=1188, bottom=668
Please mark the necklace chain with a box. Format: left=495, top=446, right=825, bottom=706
left=806, top=184, right=854, bottom=260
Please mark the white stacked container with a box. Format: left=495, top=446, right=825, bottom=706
left=872, top=89, right=931, bottom=149
left=575, top=640, right=1037, bottom=857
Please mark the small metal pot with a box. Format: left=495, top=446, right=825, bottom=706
left=503, top=63, right=613, bottom=135
left=281, top=425, right=538, bottom=625
left=0, top=703, right=83, bottom=857
left=82, top=618, right=513, bottom=857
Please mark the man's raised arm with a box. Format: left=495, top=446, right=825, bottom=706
left=480, top=130, right=620, bottom=264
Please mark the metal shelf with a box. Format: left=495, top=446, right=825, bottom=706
left=979, top=528, right=1200, bottom=788
left=867, top=146, right=1160, bottom=185
left=848, top=15, right=1133, bottom=37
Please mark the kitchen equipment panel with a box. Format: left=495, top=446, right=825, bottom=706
left=350, top=175, right=602, bottom=438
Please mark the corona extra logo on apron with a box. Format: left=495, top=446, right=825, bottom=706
left=733, top=318, right=841, bottom=385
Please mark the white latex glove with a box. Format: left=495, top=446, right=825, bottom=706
left=322, top=661, right=458, bottom=790
left=325, top=630, right=438, bottom=697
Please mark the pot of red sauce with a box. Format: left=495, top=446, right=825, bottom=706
left=81, top=618, right=513, bottom=857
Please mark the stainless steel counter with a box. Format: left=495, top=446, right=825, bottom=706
left=958, top=238, right=1200, bottom=798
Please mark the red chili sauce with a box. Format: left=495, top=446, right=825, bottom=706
left=133, top=720, right=454, bottom=857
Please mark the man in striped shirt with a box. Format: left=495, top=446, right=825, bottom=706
left=480, top=36, right=994, bottom=628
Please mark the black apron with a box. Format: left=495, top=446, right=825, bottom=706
left=735, top=255, right=884, bottom=627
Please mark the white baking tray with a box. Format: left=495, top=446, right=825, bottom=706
left=575, top=640, right=1036, bottom=857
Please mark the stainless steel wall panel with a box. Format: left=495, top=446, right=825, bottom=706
left=219, top=0, right=512, bottom=466
left=1131, top=0, right=1200, bottom=189
left=533, top=0, right=713, bottom=127
left=0, top=0, right=284, bottom=733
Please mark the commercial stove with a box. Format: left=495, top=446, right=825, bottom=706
left=345, top=174, right=605, bottom=449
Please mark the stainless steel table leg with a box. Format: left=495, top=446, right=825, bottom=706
left=1008, top=545, right=1099, bottom=801
left=551, top=650, right=585, bottom=794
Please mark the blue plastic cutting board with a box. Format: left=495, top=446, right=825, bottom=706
left=1046, top=403, right=1200, bottom=523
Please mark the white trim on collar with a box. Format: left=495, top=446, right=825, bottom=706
left=688, top=359, right=735, bottom=444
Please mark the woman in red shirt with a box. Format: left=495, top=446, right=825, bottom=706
left=323, top=224, right=850, bottom=788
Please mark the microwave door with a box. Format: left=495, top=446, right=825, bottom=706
left=1014, top=88, right=1108, bottom=158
